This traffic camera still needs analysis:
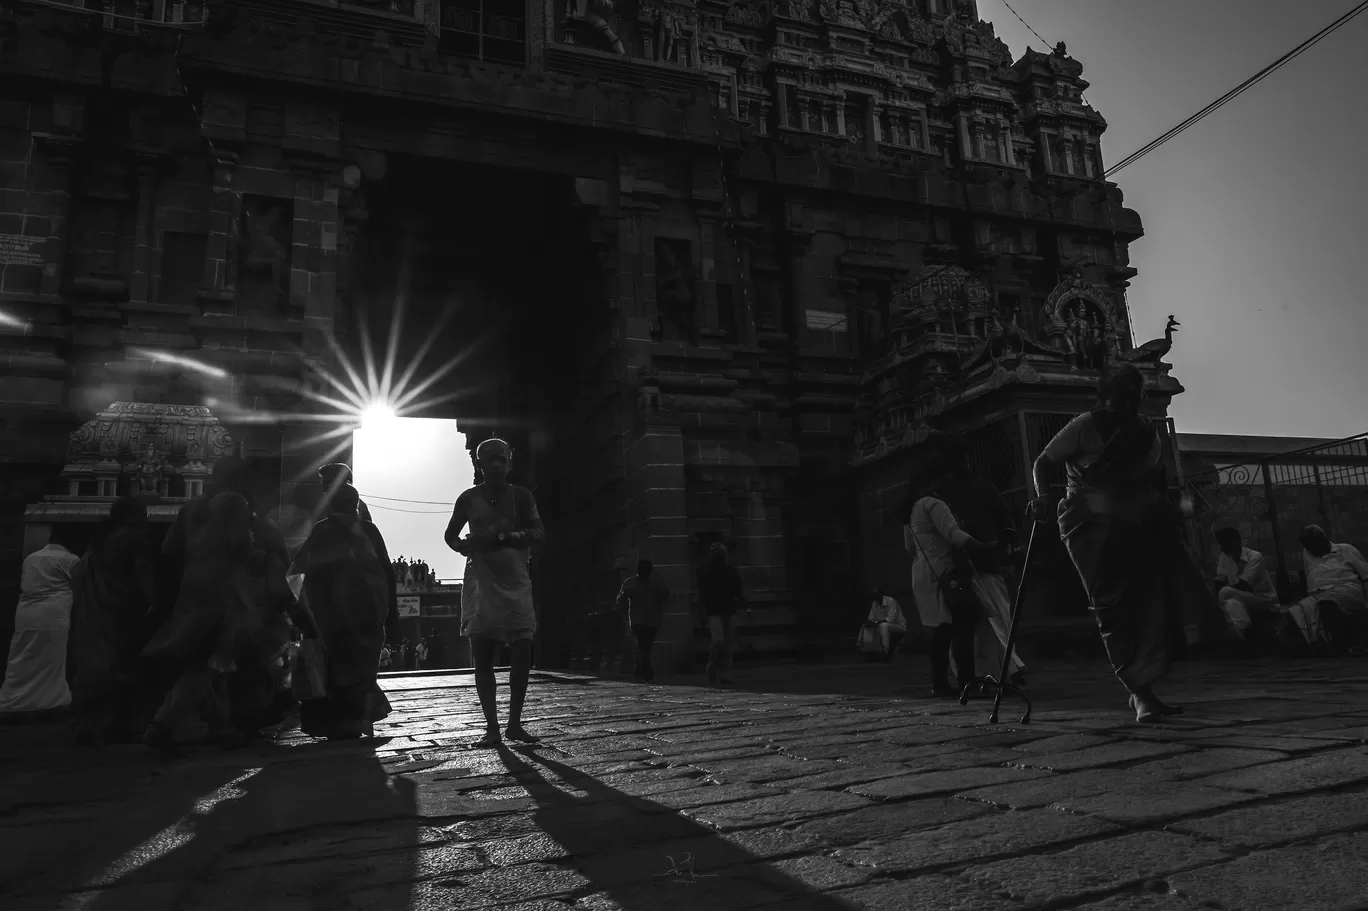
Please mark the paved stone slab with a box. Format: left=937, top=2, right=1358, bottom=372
left=1169, top=833, right=1368, bottom=911
left=1127, top=747, right=1288, bottom=781
left=964, top=831, right=1232, bottom=909
left=837, top=809, right=1121, bottom=875
left=700, top=755, right=843, bottom=784
left=1200, top=747, right=1368, bottom=795
left=682, top=789, right=872, bottom=831
left=1006, top=740, right=1189, bottom=772
left=1168, top=788, right=1368, bottom=848
left=832, top=875, right=1019, bottom=911
left=785, top=799, right=992, bottom=847
left=851, top=767, right=1051, bottom=802
left=837, top=804, right=1116, bottom=875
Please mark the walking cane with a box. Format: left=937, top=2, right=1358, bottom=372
left=958, top=515, right=1042, bottom=724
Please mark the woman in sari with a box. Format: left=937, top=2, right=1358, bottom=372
left=287, top=485, right=397, bottom=740
left=1031, top=365, right=1211, bottom=722
left=905, top=435, right=998, bottom=697
left=68, top=497, right=157, bottom=744
left=142, top=488, right=256, bottom=754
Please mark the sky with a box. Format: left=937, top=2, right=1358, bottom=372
left=980, top=0, right=1368, bottom=439
left=353, top=417, right=472, bottom=580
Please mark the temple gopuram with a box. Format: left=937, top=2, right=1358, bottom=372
left=0, top=0, right=1187, bottom=670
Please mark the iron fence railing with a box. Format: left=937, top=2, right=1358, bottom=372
left=1185, top=432, right=1368, bottom=600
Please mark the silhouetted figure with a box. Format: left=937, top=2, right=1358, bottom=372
left=446, top=438, right=545, bottom=747
left=68, top=497, right=156, bottom=744
left=286, top=485, right=398, bottom=740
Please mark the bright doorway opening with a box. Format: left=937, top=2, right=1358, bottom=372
left=352, top=415, right=473, bottom=582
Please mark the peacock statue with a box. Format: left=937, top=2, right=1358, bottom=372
left=1117, top=315, right=1180, bottom=364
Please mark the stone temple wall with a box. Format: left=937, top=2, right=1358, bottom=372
left=0, top=0, right=1173, bottom=672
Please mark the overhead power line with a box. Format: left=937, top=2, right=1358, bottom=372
left=999, top=0, right=1053, bottom=52
left=1105, top=0, right=1368, bottom=178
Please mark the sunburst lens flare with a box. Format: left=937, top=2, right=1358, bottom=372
left=360, top=402, right=398, bottom=428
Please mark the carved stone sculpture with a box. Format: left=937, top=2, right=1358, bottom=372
left=570, top=0, right=625, bottom=54
left=136, top=441, right=165, bottom=496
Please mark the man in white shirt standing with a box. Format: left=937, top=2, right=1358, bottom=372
left=1212, top=527, right=1279, bottom=639
left=1287, top=525, right=1368, bottom=653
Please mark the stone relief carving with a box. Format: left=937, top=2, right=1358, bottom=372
left=654, top=238, right=697, bottom=343
left=238, top=195, right=293, bottom=313
left=568, top=0, right=626, bottom=54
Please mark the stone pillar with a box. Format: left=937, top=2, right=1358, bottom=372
left=199, top=153, right=241, bottom=312
left=957, top=113, right=972, bottom=161
left=128, top=158, right=158, bottom=304
left=624, top=425, right=694, bottom=672
left=33, top=135, right=80, bottom=299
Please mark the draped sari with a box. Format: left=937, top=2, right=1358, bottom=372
left=1045, top=411, right=1213, bottom=692
left=67, top=525, right=156, bottom=739
left=287, top=514, right=396, bottom=738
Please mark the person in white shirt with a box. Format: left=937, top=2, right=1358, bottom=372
left=415, top=639, right=428, bottom=670
left=862, top=590, right=908, bottom=662
left=1212, top=527, right=1279, bottom=638
left=0, top=528, right=82, bottom=716
left=1287, top=525, right=1368, bottom=652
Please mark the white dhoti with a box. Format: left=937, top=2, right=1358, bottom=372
left=1218, top=587, right=1279, bottom=634
left=0, top=619, right=71, bottom=715
left=1287, top=584, right=1366, bottom=644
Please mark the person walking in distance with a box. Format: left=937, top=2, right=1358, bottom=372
left=616, top=559, right=671, bottom=683
left=698, top=543, right=748, bottom=686
left=445, top=438, right=545, bottom=747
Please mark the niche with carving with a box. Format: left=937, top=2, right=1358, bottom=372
left=653, top=237, right=697, bottom=342
left=237, top=195, right=294, bottom=315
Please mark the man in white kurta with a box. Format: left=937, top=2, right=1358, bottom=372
left=1212, top=527, right=1279, bottom=637
left=0, top=533, right=81, bottom=715
left=1287, top=525, right=1368, bottom=648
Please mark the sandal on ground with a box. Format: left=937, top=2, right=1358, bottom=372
left=505, top=725, right=540, bottom=744
left=1128, top=694, right=1161, bottom=724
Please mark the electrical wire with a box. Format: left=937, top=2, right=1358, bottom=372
left=358, top=492, right=454, bottom=505
left=999, top=0, right=1052, bottom=52
left=364, top=502, right=452, bottom=514
left=1104, top=0, right=1368, bottom=178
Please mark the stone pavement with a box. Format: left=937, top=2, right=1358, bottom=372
left=3, top=658, right=1368, bottom=911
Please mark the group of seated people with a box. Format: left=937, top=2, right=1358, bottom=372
left=1213, top=524, right=1368, bottom=656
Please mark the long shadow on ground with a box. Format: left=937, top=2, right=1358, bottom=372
left=0, top=732, right=418, bottom=911
left=501, top=744, right=861, bottom=911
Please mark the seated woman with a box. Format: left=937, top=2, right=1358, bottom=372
left=863, top=590, right=908, bottom=661
left=286, top=485, right=397, bottom=740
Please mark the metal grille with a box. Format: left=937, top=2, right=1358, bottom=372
left=1186, top=432, right=1368, bottom=597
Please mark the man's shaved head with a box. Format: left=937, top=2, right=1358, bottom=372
left=475, top=438, right=511, bottom=462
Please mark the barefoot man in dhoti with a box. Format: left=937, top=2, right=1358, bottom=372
left=445, top=438, right=545, bottom=747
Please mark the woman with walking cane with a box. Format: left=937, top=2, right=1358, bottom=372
left=1030, top=365, right=1211, bottom=723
